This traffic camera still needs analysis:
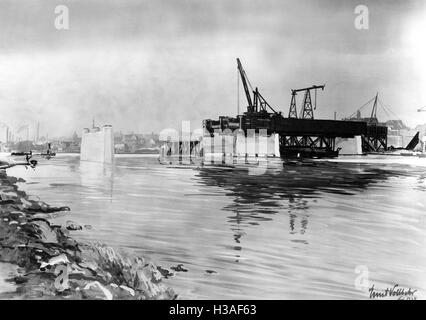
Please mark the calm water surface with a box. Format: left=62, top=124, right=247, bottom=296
left=8, top=154, right=426, bottom=299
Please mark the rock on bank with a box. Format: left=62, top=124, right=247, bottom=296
left=0, top=173, right=176, bottom=300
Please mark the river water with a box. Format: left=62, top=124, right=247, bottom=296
left=7, top=154, right=426, bottom=299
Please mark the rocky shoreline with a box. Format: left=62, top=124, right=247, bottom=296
left=0, top=172, right=176, bottom=300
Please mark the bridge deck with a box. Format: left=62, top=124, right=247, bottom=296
left=204, top=115, right=368, bottom=138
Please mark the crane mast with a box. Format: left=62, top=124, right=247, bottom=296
left=236, top=58, right=279, bottom=115
left=288, top=85, right=325, bottom=119
left=236, top=58, right=254, bottom=112
left=369, top=92, right=378, bottom=123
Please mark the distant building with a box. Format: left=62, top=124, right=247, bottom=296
left=123, top=133, right=141, bottom=153
left=415, top=123, right=426, bottom=137
left=72, top=131, right=79, bottom=142
left=13, top=141, right=35, bottom=153
left=114, top=143, right=126, bottom=153
left=114, top=132, right=160, bottom=154
left=59, top=139, right=80, bottom=153
left=385, top=120, right=409, bottom=131
left=386, top=119, right=418, bottom=149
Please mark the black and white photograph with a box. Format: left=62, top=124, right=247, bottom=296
left=0, top=0, right=425, bottom=306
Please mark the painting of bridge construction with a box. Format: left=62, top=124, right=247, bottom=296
left=0, top=0, right=426, bottom=311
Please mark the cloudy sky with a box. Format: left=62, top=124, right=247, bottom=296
left=0, top=0, right=425, bottom=138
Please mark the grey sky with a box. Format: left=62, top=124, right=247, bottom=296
left=0, top=0, right=425, bottom=138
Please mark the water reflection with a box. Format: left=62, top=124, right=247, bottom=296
left=19, top=155, right=426, bottom=299
left=416, top=173, right=426, bottom=192
left=79, top=161, right=114, bottom=198
left=196, top=161, right=409, bottom=250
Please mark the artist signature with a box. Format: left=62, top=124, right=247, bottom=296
left=369, top=284, right=417, bottom=300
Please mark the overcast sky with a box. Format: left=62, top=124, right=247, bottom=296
left=0, top=0, right=425, bottom=138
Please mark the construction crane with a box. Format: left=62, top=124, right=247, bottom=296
left=345, top=92, right=380, bottom=125
left=252, top=87, right=278, bottom=114
left=237, top=58, right=254, bottom=112
left=369, top=92, right=379, bottom=124
left=236, top=58, right=278, bottom=115
left=288, top=85, right=325, bottom=119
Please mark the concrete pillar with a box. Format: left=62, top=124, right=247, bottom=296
left=258, top=129, right=268, bottom=157
left=81, top=125, right=114, bottom=163
left=246, top=129, right=256, bottom=156
left=103, top=125, right=114, bottom=164
left=236, top=133, right=246, bottom=156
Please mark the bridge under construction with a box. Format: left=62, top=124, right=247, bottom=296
left=203, top=58, right=388, bottom=158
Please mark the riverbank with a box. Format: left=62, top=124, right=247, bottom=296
left=0, top=172, right=176, bottom=300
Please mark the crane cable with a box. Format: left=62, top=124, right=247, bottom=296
left=378, top=98, right=400, bottom=120
left=243, top=69, right=254, bottom=93
left=237, top=68, right=240, bottom=115
left=347, top=96, right=376, bottom=119
left=379, top=101, right=392, bottom=119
